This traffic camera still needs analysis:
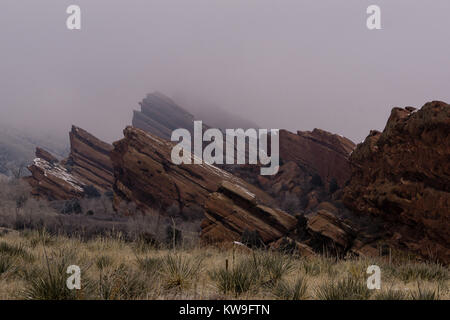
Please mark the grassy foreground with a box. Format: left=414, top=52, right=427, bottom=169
left=0, top=229, right=448, bottom=300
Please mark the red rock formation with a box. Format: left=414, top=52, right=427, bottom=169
left=25, top=158, right=86, bottom=200
left=25, top=126, right=113, bottom=200
left=201, top=181, right=298, bottom=244
left=231, top=128, right=356, bottom=213
left=343, top=101, right=450, bottom=263
left=132, top=92, right=197, bottom=140
left=110, top=126, right=275, bottom=214
left=201, top=181, right=379, bottom=258
left=279, top=128, right=355, bottom=187
left=35, top=147, right=58, bottom=164
left=65, top=126, right=114, bottom=191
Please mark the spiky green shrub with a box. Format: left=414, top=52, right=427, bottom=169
left=28, top=229, right=55, bottom=248
left=394, top=262, right=448, bottom=283
left=21, top=248, right=91, bottom=300
left=315, top=276, right=372, bottom=300
left=272, top=277, right=308, bottom=300
left=136, top=256, right=163, bottom=275
left=160, top=254, right=203, bottom=290
left=374, top=288, right=407, bottom=300
left=95, top=255, right=113, bottom=270
left=410, top=283, right=440, bottom=300
left=301, top=257, right=336, bottom=277
left=0, top=241, right=32, bottom=261
left=0, top=254, right=16, bottom=275
left=260, top=253, right=294, bottom=286
left=97, top=264, right=147, bottom=300
left=301, top=259, right=322, bottom=276
left=210, top=260, right=260, bottom=297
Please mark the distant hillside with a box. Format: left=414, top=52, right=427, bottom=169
left=0, top=124, right=68, bottom=176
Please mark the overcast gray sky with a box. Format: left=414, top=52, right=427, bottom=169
left=0, top=0, right=449, bottom=143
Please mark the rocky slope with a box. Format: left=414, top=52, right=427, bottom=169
left=25, top=126, right=113, bottom=200
left=343, top=101, right=450, bottom=263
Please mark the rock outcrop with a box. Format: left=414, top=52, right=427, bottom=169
left=201, top=181, right=380, bottom=258
left=25, top=126, right=113, bottom=200
left=131, top=92, right=356, bottom=214
left=132, top=92, right=198, bottom=140
left=201, top=181, right=298, bottom=244
left=343, top=101, right=450, bottom=263
left=110, top=126, right=274, bottom=215
left=279, top=129, right=355, bottom=187
left=231, top=128, right=356, bottom=213
left=65, top=126, right=114, bottom=191
left=26, top=158, right=86, bottom=200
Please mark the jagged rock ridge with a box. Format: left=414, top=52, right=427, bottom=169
left=25, top=126, right=113, bottom=200
left=132, top=92, right=198, bottom=140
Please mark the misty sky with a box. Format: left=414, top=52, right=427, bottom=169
left=1, top=0, right=449, bottom=144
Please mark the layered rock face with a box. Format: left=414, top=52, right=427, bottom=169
left=25, top=126, right=113, bottom=200
left=279, top=129, right=355, bottom=187
left=26, top=158, right=86, bottom=200
left=343, top=101, right=450, bottom=263
left=131, top=92, right=356, bottom=214
left=231, top=128, right=356, bottom=213
left=66, top=126, right=114, bottom=191
left=202, top=181, right=380, bottom=258
left=132, top=92, right=198, bottom=140
left=201, top=181, right=297, bottom=244
left=110, top=126, right=274, bottom=215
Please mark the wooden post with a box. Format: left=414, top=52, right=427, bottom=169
left=226, top=259, right=229, bottom=271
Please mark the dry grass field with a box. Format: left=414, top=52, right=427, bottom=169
left=0, top=228, right=448, bottom=300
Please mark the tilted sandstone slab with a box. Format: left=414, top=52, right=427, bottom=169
left=200, top=182, right=378, bottom=259
left=343, top=101, right=450, bottom=263
left=25, top=126, right=114, bottom=200
left=110, top=126, right=274, bottom=214
left=306, top=210, right=355, bottom=249
left=201, top=181, right=298, bottom=244
left=65, top=126, right=114, bottom=191
left=25, top=158, right=86, bottom=200
left=278, top=128, right=355, bottom=188
left=132, top=92, right=197, bottom=140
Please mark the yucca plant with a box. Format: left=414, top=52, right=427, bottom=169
left=315, top=276, right=372, bottom=300
left=272, top=277, right=308, bottom=300
left=0, top=253, right=16, bottom=276
left=410, top=282, right=440, bottom=300
left=260, top=253, right=294, bottom=287
left=301, top=259, right=322, bottom=276
left=395, top=262, right=448, bottom=283
left=95, top=255, right=113, bottom=270
left=160, top=253, right=203, bottom=290
left=21, top=248, right=91, bottom=300
left=97, top=264, right=147, bottom=300
left=374, top=288, right=407, bottom=300
left=0, top=242, right=32, bottom=261
left=210, top=260, right=259, bottom=297
left=136, top=256, right=163, bottom=275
